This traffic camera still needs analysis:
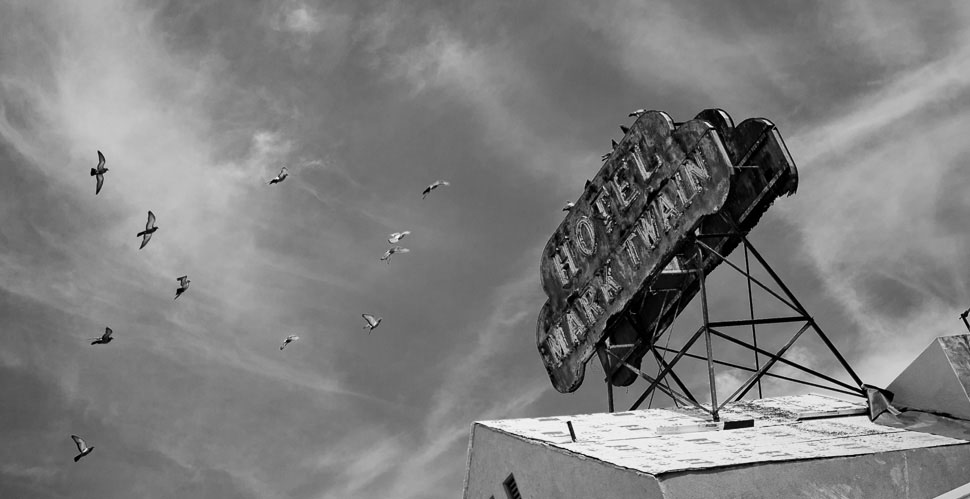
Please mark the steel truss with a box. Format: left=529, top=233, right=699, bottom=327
left=598, top=231, right=866, bottom=421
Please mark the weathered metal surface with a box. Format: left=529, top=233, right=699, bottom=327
left=595, top=109, right=799, bottom=389
left=535, top=108, right=800, bottom=393
left=536, top=112, right=734, bottom=393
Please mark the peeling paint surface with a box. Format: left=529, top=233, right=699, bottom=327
left=478, top=394, right=970, bottom=475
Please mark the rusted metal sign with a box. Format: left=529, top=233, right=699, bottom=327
left=537, top=109, right=799, bottom=393
left=594, top=110, right=799, bottom=389
left=536, top=112, right=734, bottom=393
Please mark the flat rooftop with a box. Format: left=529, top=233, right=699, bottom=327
left=476, top=393, right=970, bottom=475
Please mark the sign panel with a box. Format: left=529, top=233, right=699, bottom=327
left=536, top=112, right=734, bottom=394
left=595, top=109, right=799, bottom=389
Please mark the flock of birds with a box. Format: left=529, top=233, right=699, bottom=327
left=69, top=109, right=651, bottom=463
left=70, top=152, right=452, bottom=462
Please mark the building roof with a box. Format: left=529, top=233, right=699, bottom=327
left=476, top=394, right=970, bottom=475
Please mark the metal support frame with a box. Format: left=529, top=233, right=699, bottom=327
left=601, top=232, right=866, bottom=418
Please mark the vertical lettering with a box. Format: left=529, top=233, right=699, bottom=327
left=621, top=232, right=641, bottom=268
left=547, top=325, right=570, bottom=363
left=592, top=188, right=615, bottom=233
left=574, top=217, right=596, bottom=256
left=673, top=171, right=692, bottom=206
left=636, top=210, right=661, bottom=250
left=566, top=311, right=587, bottom=344
left=631, top=144, right=650, bottom=181
left=682, top=155, right=709, bottom=190
left=611, top=161, right=639, bottom=209
left=576, top=285, right=605, bottom=325
left=552, top=243, right=579, bottom=286
left=599, top=265, right=623, bottom=305
left=656, top=192, right=678, bottom=232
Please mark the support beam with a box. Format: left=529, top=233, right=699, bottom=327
left=720, top=322, right=812, bottom=409
left=707, top=316, right=807, bottom=328
left=604, top=349, right=701, bottom=410
left=652, top=346, right=862, bottom=398
left=707, top=328, right=864, bottom=395
left=740, top=238, right=865, bottom=389
left=744, top=245, right=763, bottom=399
left=650, top=348, right=698, bottom=404
left=697, top=249, right=719, bottom=421
left=629, top=325, right=708, bottom=411
left=695, top=240, right=800, bottom=313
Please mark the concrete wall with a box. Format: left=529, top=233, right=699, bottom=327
left=463, top=424, right=664, bottom=499
left=658, top=444, right=970, bottom=499
left=465, top=422, right=970, bottom=499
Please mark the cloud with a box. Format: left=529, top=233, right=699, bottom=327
left=302, top=263, right=549, bottom=499
left=782, top=34, right=970, bottom=386
left=832, top=0, right=930, bottom=66
left=264, top=0, right=351, bottom=60
left=364, top=12, right=598, bottom=185
left=273, top=2, right=323, bottom=36
left=381, top=266, right=548, bottom=497
left=4, top=1, right=970, bottom=498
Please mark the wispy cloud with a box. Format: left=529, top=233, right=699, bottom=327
left=783, top=28, right=970, bottom=385
left=305, top=262, right=548, bottom=499
left=3, top=1, right=969, bottom=497
left=367, top=13, right=599, bottom=184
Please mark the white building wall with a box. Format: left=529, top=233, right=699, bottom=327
left=463, top=424, right=663, bottom=499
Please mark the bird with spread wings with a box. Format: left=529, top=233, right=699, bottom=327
left=71, top=435, right=94, bottom=462
left=136, top=211, right=158, bottom=249
left=89, top=327, right=114, bottom=345
left=361, top=314, right=382, bottom=333
left=422, top=180, right=449, bottom=199
left=280, top=334, right=300, bottom=351
left=90, top=150, right=108, bottom=195
left=268, top=167, right=289, bottom=185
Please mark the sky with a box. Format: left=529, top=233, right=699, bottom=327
left=1, top=0, right=970, bottom=497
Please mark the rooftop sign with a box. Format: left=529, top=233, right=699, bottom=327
left=537, top=109, right=799, bottom=393
left=536, top=112, right=734, bottom=393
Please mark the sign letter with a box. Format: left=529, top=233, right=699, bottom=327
left=552, top=244, right=579, bottom=286
left=593, top=188, right=616, bottom=233
left=611, top=162, right=640, bottom=209
left=576, top=285, right=605, bottom=325
left=574, top=217, right=596, bottom=256
left=599, top=265, right=623, bottom=305
left=566, top=311, right=587, bottom=344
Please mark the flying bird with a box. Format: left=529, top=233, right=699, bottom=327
left=137, top=211, right=158, bottom=249
left=90, top=150, right=108, bottom=195
left=89, top=327, right=114, bottom=345
left=422, top=180, right=450, bottom=199
left=380, top=246, right=410, bottom=264
left=628, top=109, right=646, bottom=118
left=361, top=314, right=382, bottom=333
left=563, top=202, right=575, bottom=212
left=174, top=275, right=190, bottom=300
left=71, top=435, right=94, bottom=462
left=388, top=231, right=411, bottom=244
left=280, top=334, right=300, bottom=351
left=268, top=167, right=289, bottom=185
